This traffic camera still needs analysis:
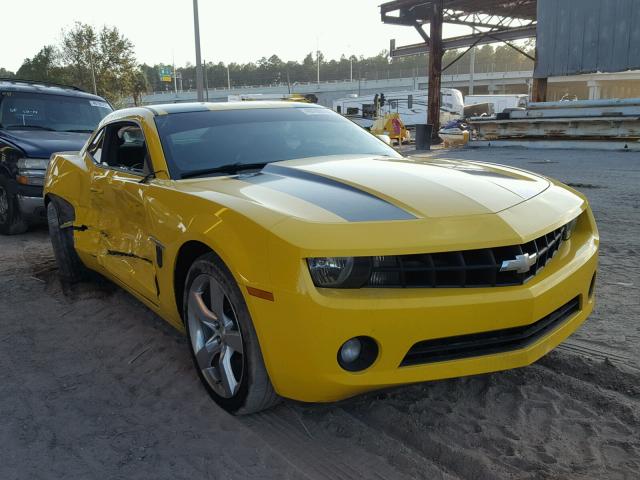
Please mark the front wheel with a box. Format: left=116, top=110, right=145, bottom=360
left=47, top=201, right=87, bottom=282
left=0, top=177, right=28, bottom=235
left=183, top=253, right=279, bottom=415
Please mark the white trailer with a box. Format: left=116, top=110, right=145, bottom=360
left=332, top=89, right=464, bottom=128
left=465, top=94, right=528, bottom=114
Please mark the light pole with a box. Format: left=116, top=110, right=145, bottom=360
left=193, top=0, right=204, bottom=101
left=350, top=56, right=353, bottom=82
left=173, top=57, right=178, bottom=95
left=469, top=27, right=476, bottom=95
left=316, top=37, right=320, bottom=85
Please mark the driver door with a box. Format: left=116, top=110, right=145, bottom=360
left=88, top=121, right=159, bottom=303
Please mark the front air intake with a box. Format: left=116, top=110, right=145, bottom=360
left=400, top=296, right=580, bottom=367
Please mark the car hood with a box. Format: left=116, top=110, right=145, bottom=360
left=184, top=155, right=550, bottom=223
left=1, top=130, right=90, bottom=158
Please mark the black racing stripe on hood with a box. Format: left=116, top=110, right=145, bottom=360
left=244, top=163, right=416, bottom=222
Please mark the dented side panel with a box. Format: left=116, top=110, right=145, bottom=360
left=44, top=113, right=277, bottom=330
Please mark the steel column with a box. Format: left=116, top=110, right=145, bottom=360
left=427, top=0, right=444, bottom=139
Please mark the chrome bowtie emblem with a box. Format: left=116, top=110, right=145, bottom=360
left=500, top=253, right=537, bottom=274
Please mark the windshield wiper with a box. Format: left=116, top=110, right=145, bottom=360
left=63, top=129, right=94, bottom=133
left=180, top=162, right=268, bottom=179
left=5, top=124, right=57, bottom=131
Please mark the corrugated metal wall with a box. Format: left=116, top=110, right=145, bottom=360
left=535, top=0, right=640, bottom=78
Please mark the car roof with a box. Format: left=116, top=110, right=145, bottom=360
left=0, top=79, right=107, bottom=101
left=142, top=101, right=323, bottom=116
left=97, top=101, right=326, bottom=128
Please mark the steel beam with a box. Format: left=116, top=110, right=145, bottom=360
left=389, top=25, right=537, bottom=57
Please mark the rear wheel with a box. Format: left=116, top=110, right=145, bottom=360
left=0, top=177, right=28, bottom=235
left=183, top=253, right=279, bottom=415
left=47, top=201, right=87, bottom=282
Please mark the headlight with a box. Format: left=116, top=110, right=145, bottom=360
left=562, top=216, right=579, bottom=240
left=17, top=158, right=49, bottom=186
left=17, top=158, right=49, bottom=170
left=307, top=257, right=372, bottom=288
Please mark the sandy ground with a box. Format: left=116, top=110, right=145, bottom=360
left=1, top=148, right=639, bottom=480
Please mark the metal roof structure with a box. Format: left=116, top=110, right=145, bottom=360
left=381, top=0, right=538, bottom=57
left=381, top=0, right=537, bottom=23
left=380, top=0, right=540, bottom=139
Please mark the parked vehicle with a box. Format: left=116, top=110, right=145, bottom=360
left=0, top=79, right=112, bottom=234
left=465, top=94, right=528, bottom=115
left=45, top=101, right=598, bottom=415
left=333, top=89, right=464, bottom=128
left=439, top=119, right=471, bottom=147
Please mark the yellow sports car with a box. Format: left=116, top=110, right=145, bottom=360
left=44, top=102, right=598, bottom=414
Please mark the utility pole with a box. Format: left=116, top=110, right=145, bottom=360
left=350, top=56, right=353, bottom=82
left=193, top=0, right=204, bottom=101
left=88, top=49, right=97, bottom=95
left=227, top=65, right=231, bottom=89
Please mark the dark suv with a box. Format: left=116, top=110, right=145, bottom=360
left=0, top=79, right=112, bottom=234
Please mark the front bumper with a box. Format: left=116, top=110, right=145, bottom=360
left=246, top=214, right=599, bottom=403
left=17, top=193, right=46, bottom=222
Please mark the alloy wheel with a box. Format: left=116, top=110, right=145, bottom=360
left=187, top=273, right=245, bottom=398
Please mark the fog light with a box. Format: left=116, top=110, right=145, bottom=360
left=340, top=338, right=362, bottom=364
left=337, top=336, right=378, bottom=372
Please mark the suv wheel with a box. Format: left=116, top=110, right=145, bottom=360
left=0, top=177, right=28, bottom=235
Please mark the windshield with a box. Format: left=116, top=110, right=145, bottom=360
left=154, top=107, right=402, bottom=179
left=0, top=92, right=112, bottom=132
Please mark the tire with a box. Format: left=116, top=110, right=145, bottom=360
left=0, top=177, right=28, bottom=235
left=47, top=201, right=87, bottom=282
left=183, top=253, right=280, bottom=415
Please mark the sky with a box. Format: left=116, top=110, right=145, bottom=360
left=1, top=0, right=470, bottom=72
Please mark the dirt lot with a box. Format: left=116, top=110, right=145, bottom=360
left=1, top=148, right=639, bottom=480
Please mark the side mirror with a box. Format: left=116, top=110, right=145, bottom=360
left=376, top=134, right=392, bottom=145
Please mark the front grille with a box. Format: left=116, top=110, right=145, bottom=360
left=367, top=224, right=567, bottom=288
left=400, top=296, right=580, bottom=367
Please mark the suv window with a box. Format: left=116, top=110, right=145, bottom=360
left=98, top=122, right=150, bottom=175
left=0, top=92, right=111, bottom=132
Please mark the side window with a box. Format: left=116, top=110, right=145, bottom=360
left=87, top=128, right=104, bottom=163
left=101, top=122, right=150, bottom=175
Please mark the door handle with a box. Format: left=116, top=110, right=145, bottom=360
left=90, top=187, right=103, bottom=194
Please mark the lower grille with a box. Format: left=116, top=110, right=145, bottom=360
left=400, top=296, right=580, bottom=367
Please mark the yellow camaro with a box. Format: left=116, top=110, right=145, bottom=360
left=44, top=102, right=598, bottom=414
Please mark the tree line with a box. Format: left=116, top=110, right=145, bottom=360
left=145, top=43, right=533, bottom=93
left=2, top=22, right=534, bottom=104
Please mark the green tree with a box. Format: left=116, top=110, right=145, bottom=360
left=15, top=46, right=67, bottom=84
left=60, top=22, right=137, bottom=103
left=126, top=68, right=149, bottom=106
left=0, top=67, right=15, bottom=78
